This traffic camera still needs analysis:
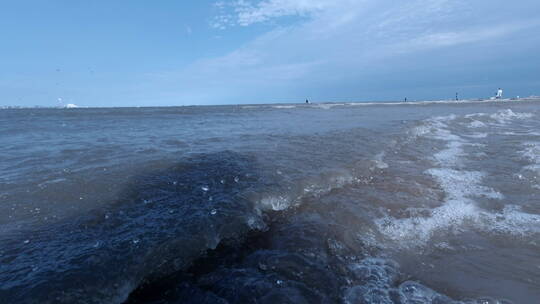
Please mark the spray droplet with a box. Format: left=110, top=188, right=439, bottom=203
left=201, top=186, right=209, bottom=192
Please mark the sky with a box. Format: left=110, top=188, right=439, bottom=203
left=1, top=0, right=540, bottom=107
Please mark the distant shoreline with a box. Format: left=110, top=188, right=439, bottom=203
left=2, top=96, right=540, bottom=110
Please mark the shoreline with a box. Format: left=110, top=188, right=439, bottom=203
left=2, top=96, right=540, bottom=110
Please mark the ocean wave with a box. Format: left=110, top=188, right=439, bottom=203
left=467, top=120, right=487, bottom=128
left=489, top=109, right=533, bottom=123
left=376, top=114, right=515, bottom=248
left=521, top=142, right=540, bottom=169
left=0, top=151, right=370, bottom=303
left=343, top=258, right=507, bottom=304
left=518, top=142, right=540, bottom=189
left=375, top=168, right=502, bottom=247
left=465, top=109, right=535, bottom=125
left=0, top=152, right=267, bottom=303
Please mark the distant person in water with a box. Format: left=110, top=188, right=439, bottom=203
left=496, top=88, right=503, bottom=99
left=305, top=99, right=309, bottom=104
left=404, top=97, right=407, bottom=102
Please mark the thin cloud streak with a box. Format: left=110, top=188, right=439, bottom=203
left=152, top=0, right=540, bottom=104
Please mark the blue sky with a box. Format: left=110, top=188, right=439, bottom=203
left=1, top=0, right=540, bottom=107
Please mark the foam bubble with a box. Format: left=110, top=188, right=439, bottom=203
left=260, top=195, right=291, bottom=211
left=399, top=281, right=456, bottom=303
left=482, top=205, right=540, bottom=237
left=427, top=169, right=503, bottom=201
left=373, top=152, right=389, bottom=169
left=519, top=142, right=540, bottom=186
left=521, top=142, right=540, bottom=166
left=433, top=141, right=464, bottom=166
left=344, top=258, right=401, bottom=304
left=344, top=258, right=465, bottom=303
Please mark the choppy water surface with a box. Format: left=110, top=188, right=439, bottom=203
left=1, top=100, right=540, bottom=303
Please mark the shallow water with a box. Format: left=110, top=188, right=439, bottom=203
left=1, top=100, right=539, bottom=303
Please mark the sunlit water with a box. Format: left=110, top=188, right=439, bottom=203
left=1, top=100, right=539, bottom=303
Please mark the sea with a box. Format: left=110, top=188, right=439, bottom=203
left=1, top=99, right=539, bottom=303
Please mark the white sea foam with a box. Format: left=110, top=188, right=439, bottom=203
left=272, top=105, right=297, bottom=109
left=377, top=110, right=540, bottom=248
left=314, top=103, right=345, bottom=109
left=464, top=132, right=488, bottom=139
left=433, top=141, right=464, bottom=166
left=376, top=114, right=518, bottom=247
left=468, top=120, right=486, bottom=128
left=417, top=115, right=467, bottom=166
left=258, top=172, right=358, bottom=212
left=489, top=109, right=533, bottom=124
left=483, top=205, right=540, bottom=237
left=376, top=199, right=479, bottom=245
left=519, top=142, right=540, bottom=183
left=464, top=113, right=486, bottom=119
left=373, top=152, right=389, bottom=169
left=428, top=168, right=503, bottom=200
left=409, top=115, right=456, bottom=139
left=465, top=109, right=534, bottom=126
left=503, top=130, right=540, bottom=136
left=260, top=195, right=291, bottom=211
left=376, top=168, right=503, bottom=246
left=521, top=142, right=540, bottom=166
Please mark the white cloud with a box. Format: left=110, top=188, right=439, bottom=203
left=233, top=0, right=334, bottom=26
left=159, top=0, right=540, bottom=104
left=205, top=0, right=535, bottom=73
left=406, top=22, right=539, bottom=49
left=212, top=0, right=341, bottom=28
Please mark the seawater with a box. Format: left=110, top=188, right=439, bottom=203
left=1, top=100, right=540, bottom=303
